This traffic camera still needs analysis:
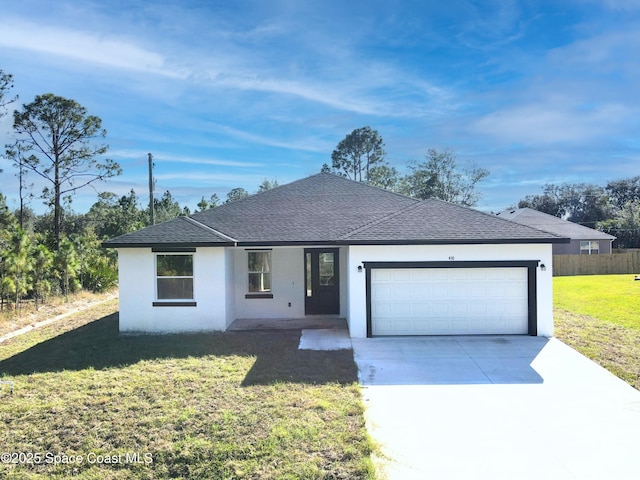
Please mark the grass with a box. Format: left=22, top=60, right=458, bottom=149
left=0, top=289, right=117, bottom=337
left=0, top=301, right=374, bottom=479
left=554, top=274, right=640, bottom=330
left=554, top=274, right=640, bottom=390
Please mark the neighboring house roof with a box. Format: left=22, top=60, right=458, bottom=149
left=496, top=208, right=616, bottom=241
left=104, top=173, right=568, bottom=248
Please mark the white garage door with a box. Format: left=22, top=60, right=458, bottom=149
left=370, top=267, right=529, bottom=336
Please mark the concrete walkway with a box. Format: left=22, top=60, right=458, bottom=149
left=352, top=336, right=640, bottom=480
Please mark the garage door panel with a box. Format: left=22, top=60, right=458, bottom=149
left=371, top=267, right=529, bottom=336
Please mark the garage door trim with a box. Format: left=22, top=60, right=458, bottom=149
left=364, top=260, right=539, bottom=337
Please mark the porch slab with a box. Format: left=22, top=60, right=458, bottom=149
left=227, top=317, right=348, bottom=331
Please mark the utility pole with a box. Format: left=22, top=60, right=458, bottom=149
left=148, top=153, right=155, bottom=225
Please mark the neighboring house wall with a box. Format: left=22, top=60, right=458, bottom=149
left=118, top=247, right=228, bottom=333
left=346, top=243, right=554, bottom=338
left=553, top=239, right=612, bottom=255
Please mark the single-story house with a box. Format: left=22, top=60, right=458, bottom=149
left=496, top=208, right=615, bottom=255
left=103, top=173, right=568, bottom=338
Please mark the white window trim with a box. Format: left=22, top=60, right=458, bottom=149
left=580, top=240, right=600, bottom=255
left=154, top=253, right=195, bottom=302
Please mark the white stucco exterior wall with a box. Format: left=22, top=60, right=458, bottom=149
left=232, top=247, right=306, bottom=319
left=117, top=247, right=228, bottom=333
left=346, top=243, right=554, bottom=338
left=224, top=248, right=236, bottom=328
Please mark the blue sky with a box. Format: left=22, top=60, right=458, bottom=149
left=1, top=0, right=639, bottom=214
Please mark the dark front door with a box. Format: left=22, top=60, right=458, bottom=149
left=305, top=249, right=340, bottom=315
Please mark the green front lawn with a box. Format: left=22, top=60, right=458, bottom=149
left=554, top=274, right=640, bottom=330
left=554, top=275, right=640, bottom=390
left=0, top=301, right=374, bottom=479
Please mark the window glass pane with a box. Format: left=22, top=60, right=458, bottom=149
left=249, top=273, right=271, bottom=292
left=591, top=241, right=599, bottom=254
left=248, top=251, right=271, bottom=293
left=248, top=252, right=270, bottom=273
left=306, top=253, right=312, bottom=297
left=157, top=255, right=193, bottom=276
left=319, top=253, right=334, bottom=286
left=157, top=278, right=193, bottom=299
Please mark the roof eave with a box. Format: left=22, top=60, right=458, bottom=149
left=102, top=236, right=570, bottom=249
left=235, top=237, right=570, bottom=247
left=101, top=241, right=235, bottom=249
left=339, top=237, right=570, bottom=246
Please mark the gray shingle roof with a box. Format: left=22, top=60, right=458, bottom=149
left=104, top=173, right=567, bottom=248
left=496, top=208, right=615, bottom=241
left=102, top=216, right=234, bottom=248
left=343, top=199, right=565, bottom=243
left=189, top=173, right=418, bottom=244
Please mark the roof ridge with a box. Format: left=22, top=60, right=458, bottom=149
left=320, top=171, right=428, bottom=202
left=338, top=199, right=423, bottom=240
left=183, top=216, right=238, bottom=243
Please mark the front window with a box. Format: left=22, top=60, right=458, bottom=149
left=248, top=251, right=271, bottom=293
left=580, top=241, right=599, bottom=254
left=156, top=254, right=194, bottom=299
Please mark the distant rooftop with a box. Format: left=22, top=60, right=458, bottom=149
left=496, top=208, right=615, bottom=241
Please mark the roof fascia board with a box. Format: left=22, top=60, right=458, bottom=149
left=103, top=235, right=569, bottom=249
left=235, top=237, right=570, bottom=247
left=101, top=241, right=234, bottom=249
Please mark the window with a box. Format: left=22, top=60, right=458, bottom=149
left=580, top=241, right=600, bottom=255
left=319, top=252, right=335, bottom=286
left=156, top=254, right=194, bottom=300
left=248, top=251, right=271, bottom=293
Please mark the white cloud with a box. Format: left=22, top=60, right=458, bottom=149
left=472, top=102, right=630, bottom=146
left=0, top=8, right=457, bottom=120
left=110, top=150, right=264, bottom=168
left=0, top=18, right=185, bottom=79
left=201, top=123, right=331, bottom=153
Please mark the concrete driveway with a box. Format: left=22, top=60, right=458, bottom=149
left=352, top=336, right=640, bottom=480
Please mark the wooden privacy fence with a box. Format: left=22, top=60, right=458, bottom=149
left=553, top=252, right=640, bottom=276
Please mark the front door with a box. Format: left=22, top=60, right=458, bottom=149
left=305, top=249, right=340, bottom=315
